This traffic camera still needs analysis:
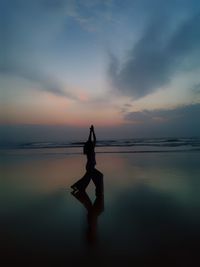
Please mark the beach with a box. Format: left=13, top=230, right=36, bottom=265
left=2, top=0, right=200, bottom=265
left=1, top=146, right=200, bottom=266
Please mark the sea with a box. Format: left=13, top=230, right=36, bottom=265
left=1, top=137, right=200, bottom=153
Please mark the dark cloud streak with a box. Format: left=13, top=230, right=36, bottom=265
left=123, top=103, right=200, bottom=136
left=0, top=64, right=76, bottom=99
left=109, top=5, right=200, bottom=99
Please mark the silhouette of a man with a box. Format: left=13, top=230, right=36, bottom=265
left=84, top=125, right=96, bottom=171
left=71, top=125, right=103, bottom=196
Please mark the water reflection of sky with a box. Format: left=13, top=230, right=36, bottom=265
left=1, top=150, right=200, bottom=266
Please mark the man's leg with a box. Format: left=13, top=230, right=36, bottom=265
left=92, top=169, right=104, bottom=196
left=71, top=171, right=91, bottom=191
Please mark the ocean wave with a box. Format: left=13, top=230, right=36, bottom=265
left=1, top=137, right=200, bottom=151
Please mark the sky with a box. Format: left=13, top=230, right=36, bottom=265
left=1, top=0, right=200, bottom=142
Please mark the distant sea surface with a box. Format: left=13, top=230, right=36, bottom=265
left=1, top=137, right=200, bottom=154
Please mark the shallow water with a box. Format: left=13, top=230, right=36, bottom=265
left=1, top=149, right=200, bottom=266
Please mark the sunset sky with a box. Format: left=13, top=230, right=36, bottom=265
left=1, top=0, right=200, bottom=141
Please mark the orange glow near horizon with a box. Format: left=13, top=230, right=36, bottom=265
left=1, top=90, right=123, bottom=127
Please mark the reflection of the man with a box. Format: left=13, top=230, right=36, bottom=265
left=71, top=177, right=104, bottom=245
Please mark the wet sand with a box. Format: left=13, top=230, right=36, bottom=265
left=1, top=149, right=200, bottom=266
